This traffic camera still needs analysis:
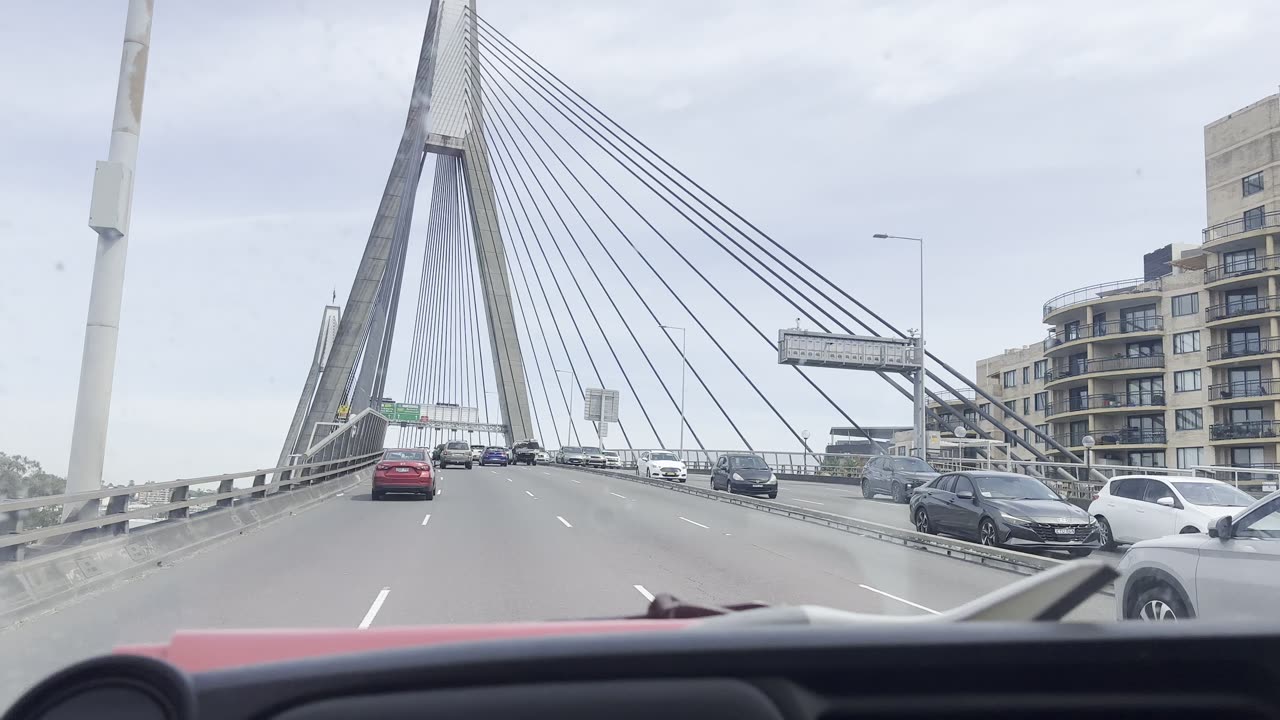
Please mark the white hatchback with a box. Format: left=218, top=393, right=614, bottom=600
left=1088, top=475, right=1255, bottom=550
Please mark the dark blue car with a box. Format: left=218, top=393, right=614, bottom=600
left=481, top=446, right=509, bottom=467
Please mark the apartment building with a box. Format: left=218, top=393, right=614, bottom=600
left=928, top=92, right=1280, bottom=473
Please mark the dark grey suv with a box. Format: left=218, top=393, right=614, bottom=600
left=862, top=455, right=939, bottom=503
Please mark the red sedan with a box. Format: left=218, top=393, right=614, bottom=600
left=372, top=448, right=436, bottom=501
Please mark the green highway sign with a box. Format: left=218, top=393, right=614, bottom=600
left=380, top=402, right=423, bottom=423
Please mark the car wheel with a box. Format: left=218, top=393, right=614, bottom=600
left=861, top=479, right=873, bottom=499
left=768, top=491, right=778, bottom=499
left=1096, top=516, right=1116, bottom=551
left=424, top=489, right=435, bottom=501
left=979, top=518, right=999, bottom=547
left=1179, top=526, right=1200, bottom=534
left=1132, top=584, right=1192, bottom=621
left=679, top=478, right=686, bottom=483
left=465, top=462, right=472, bottom=469
left=1068, top=548, right=1092, bottom=558
left=371, top=490, right=382, bottom=501
left=891, top=482, right=907, bottom=504
left=913, top=506, right=933, bottom=534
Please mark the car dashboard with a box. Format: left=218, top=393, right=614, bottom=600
left=9, top=622, right=1280, bottom=720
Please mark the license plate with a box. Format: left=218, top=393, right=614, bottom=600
left=396, top=467, right=412, bottom=473
left=1264, top=484, right=1278, bottom=492
left=753, top=484, right=763, bottom=488
left=1054, top=527, right=1074, bottom=535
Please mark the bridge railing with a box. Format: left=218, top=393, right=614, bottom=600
left=0, top=409, right=388, bottom=561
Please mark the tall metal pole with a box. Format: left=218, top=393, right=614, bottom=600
left=65, top=0, right=154, bottom=517
left=873, top=233, right=926, bottom=462
left=660, top=325, right=687, bottom=461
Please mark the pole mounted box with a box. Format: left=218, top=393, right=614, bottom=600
left=777, top=329, right=920, bottom=372
left=584, top=388, right=620, bottom=423
left=87, top=160, right=133, bottom=240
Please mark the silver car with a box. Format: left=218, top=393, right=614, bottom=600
left=1116, top=489, right=1280, bottom=621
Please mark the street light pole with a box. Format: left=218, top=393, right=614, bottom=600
left=873, top=233, right=926, bottom=462
left=554, top=369, right=578, bottom=446
left=659, top=324, right=687, bottom=462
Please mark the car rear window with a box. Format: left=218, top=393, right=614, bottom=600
left=446, top=442, right=469, bottom=450
left=384, top=450, right=426, bottom=461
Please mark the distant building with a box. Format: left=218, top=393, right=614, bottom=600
left=826, top=426, right=910, bottom=455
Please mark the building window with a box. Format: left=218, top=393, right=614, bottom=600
left=1022, top=397, right=1030, bottom=415
left=1243, top=172, right=1264, bottom=197
left=1002, top=370, right=1017, bottom=388
left=1175, top=408, right=1203, bottom=430
left=979, top=403, right=990, bottom=415
left=1035, top=424, right=1048, bottom=444
left=1171, top=293, right=1199, bottom=317
left=1174, top=369, right=1201, bottom=392
left=1244, top=206, right=1266, bottom=231
left=1003, top=400, right=1016, bottom=418
left=1127, top=340, right=1162, bottom=357
left=1224, top=248, right=1257, bottom=275
left=1127, top=451, right=1166, bottom=468
left=1121, top=305, right=1158, bottom=332
left=1022, top=366, right=1030, bottom=384
left=1034, top=392, right=1047, bottom=411
left=1022, top=428, right=1031, bottom=443
left=963, top=408, right=977, bottom=425
left=1033, top=360, right=1047, bottom=379
left=1173, top=331, right=1200, bottom=354
left=1176, top=447, right=1204, bottom=470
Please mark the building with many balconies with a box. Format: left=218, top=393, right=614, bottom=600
left=929, top=91, right=1280, bottom=475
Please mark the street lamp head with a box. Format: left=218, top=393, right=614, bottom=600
left=872, top=233, right=889, bottom=239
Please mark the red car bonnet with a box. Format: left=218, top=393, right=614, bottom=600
left=116, top=620, right=693, bottom=672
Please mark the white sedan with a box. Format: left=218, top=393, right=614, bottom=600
left=1088, top=474, right=1256, bottom=550
left=637, top=450, right=687, bottom=482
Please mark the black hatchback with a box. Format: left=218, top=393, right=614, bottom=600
left=908, top=471, right=1100, bottom=557
left=710, top=454, right=778, bottom=498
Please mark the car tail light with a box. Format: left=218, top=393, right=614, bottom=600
left=1091, top=492, right=1099, bottom=501
left=376, top=464, right=389, bottom=471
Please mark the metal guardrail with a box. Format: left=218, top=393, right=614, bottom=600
left=1207, top=337, right=1280, bottom=362
left=1043, top=317, right=1164, bottom=351
left=0, top=409, right=388, bottom=560
left=1209, top=378, right=1280, bottom=400
left=1045, top=354, right=1165, bottom=382
left=1206, top=295, right=1280, bottom=322
left=1044, top=393, right=1165, bottom=417
left=1209, top=419, right=1280, bottom=441
left=1204, top=253, right=1280, bottom=283
left=1202, top=210, right=1280, bottom=244
left=1042, top=277, right=1158, bottom=320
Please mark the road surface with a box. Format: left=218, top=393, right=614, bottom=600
left=0, top=463, right=1113, bottom=707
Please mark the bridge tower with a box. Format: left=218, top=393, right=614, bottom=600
left=292, top=0, right=534, bottom=455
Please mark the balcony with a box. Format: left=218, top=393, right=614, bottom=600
left=1050, top=428, right=1167, bottom=447
left=1044, top=392, right=1166, bottom=417
left=1209, top=379, right=1280, bottom=402
left=1205, top=253, right=1280, bottom=284
left=1044, top=354, right=1165, bottom=383
left=928, top=388, right=976, bottom=406
left=1210, top=420, right=1280, bottom=441
left=1042, top=317, right=1164, bottom=352
left=1206, top=337, right=1280, bottom=362
left=1203, top=210, right=1280, bottom=244
left=1042, top=277, right=1161, bottom=322
left=1205, top=295, right=1280, bottom=323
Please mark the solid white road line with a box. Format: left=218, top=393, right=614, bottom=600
left=421, top=513, right=431, bottom=526
left=634, top=584, right=655, bottom=602
left=557, top=516, right=573, bottom=528
left=794, top=499, right=825, bottom=506
left=543, top=471, right=552, bottom=476
left=858, top=584, right=940, bottom=615
left=569, top=479, right=581, bottom=484
left=609, top=492, right=627, bottom=499
left=507, top=478, right=513, bottom=482
left=678, top=516, right=709, bottom=529
left=526, top=490, right=536, bottom=498
left=358, top=587, right=391, bottom=629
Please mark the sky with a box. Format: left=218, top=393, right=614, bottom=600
left=1, top=0, right=1278, bottom=485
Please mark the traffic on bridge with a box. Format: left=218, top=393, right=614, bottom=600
left=4, top=0, right=1280, bottom=717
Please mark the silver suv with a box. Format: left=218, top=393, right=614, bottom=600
left=438, top=440, right=473, bottom=469
left=1116, top=489, right=1280, bottom=621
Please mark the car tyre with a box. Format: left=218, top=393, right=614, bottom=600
left=891, top=482, right=907, bottom=504
left=1096, top=516, right=1116, bottom=551
left=979, top=517, right=999, bottom=547
left=424, top=488, right=435, bottom=501
left=1132, top=583, right=1192, bottom=621
left=1179, top=526, right=1200, bottom=534
left=1068, top=548, right=1092, bottom=558
left=465, top=462, right=472, bottom=469
left=861, top=479, right=874, bottom=499
left=768, top=491, right=778, bottom=499
left=679, top=478, right=686, bottom=483
left=913, top=506, right=933, bottom=534
left=372, top=490, right=383, bottom=501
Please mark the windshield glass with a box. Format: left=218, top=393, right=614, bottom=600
left=890, top=457, right=934, bottom=472
left=562, top=447, right=580, bottom=453
left=446, top=442, right=468, bottom=450
left=973, top=474, right=1060, bottom=500
left=650, top=452, right=678, bottom=461
left=383, top=450, right=426, bottom=461
left=730, top=456, right=770, bottom=471
left=603, top=451, right=618, bottom=457
left=1175, top=482, right=1255, bottom=507
left=580, top=446, right=601, bottom=453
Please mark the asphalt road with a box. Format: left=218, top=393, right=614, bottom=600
left=0, top=463, right=1114, bottom=708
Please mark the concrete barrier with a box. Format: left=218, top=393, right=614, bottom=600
left=0, top=468, right=372, bottom=629
left=567, top=466, right=1090, bottom=582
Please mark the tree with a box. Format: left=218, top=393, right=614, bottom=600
left=0, top=452, right=67, bottom=529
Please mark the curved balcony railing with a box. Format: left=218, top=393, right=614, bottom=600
left=1044, top=354, right=1165, bottom=382
left=1209, top=378, right=1280, bottom=400
left=1205, top=295, right=1280, bottom=322
left=1042, top=278, right=1158, bottom=320
left=1043, top=317, right=1164, bottom=351
left=1204, top=253, right=1280, bottom=284
left=928, top=388, right=976, bottom=405
left=1203, top=210, right=1280, bottom=244
left=1051, top=428, right=1167, bottom=447
left=1211, top=419, right=1280, bottom=441
left=1207, top=336, right=1280, bottom=362
left=1044, top=393, right=1166, bottom=417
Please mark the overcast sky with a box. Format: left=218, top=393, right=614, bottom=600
left=2, top=0, right=1278, bottom=484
